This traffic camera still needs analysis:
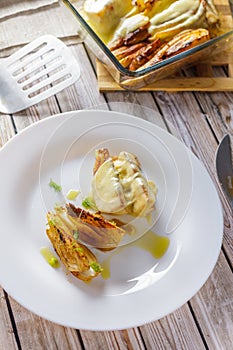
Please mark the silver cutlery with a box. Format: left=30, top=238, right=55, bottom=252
left=215, top=134, right=233, bottom=210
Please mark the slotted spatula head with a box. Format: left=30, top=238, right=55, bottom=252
left=0, top=35, right=80, bottom=114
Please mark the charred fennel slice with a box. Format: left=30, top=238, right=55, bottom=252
left=46, top=204, right=125, bottom=282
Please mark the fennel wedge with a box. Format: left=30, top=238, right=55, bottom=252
left=46, top=204, right=125, bottom=281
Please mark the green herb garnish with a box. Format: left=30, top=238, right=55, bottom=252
left=74, top=247, right=84, bottom=253
left=47, top=219, right=55, bottom=227
left=49, top=179, right=62, bottom=192
left=54, top=203, right=63, bottom=212
left=82, top=197, right=97, bottom=210
left=90, top=262, right=103, bottom=273
left=73, top=230, right=79, bottom=240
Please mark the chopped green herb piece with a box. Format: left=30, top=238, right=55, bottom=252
left=66, top=189, right=80, bottom=200
left=47, top=219, right=55, bottom=227
left=90, top=262, right=103, bottom=273
left=73, top=230, right=79, bottom=240
left=54, top=203, right=63, bottom=212
left=48, top=216, right=62, bottom=227
left=49, top=179, right=62, bottom=192
left=75, top=247, right=84, bottom=253
left=82, top=197, right=97, bottom=210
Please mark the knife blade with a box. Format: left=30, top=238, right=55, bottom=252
left=215, top=134, right=233, bottom=210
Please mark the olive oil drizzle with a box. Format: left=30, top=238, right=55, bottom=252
left=134, top=230, right=170, bottom=259
left=101, top=231, right=170, bottom=279
left=40, top=247, right=60, bottom=268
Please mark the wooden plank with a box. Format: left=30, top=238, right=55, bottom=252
left=8, top=296, right=83, bottom=350
left=0, top=290, right=18, bottom=350
left=0, top=115, right=15, bottom=147
left=97, top=62, right=233, bottom=92
left=190, top=251, right=233, bottom=350
left=0, top=116, right=18, bottom=350
left=55, top=45, right=107, bottom=112
left=190, top=89, right=233, bottom=261
left=182, top=66, right=233, bottom=262
left=80, top=329, right=146, bottom=350
left=0, top=1, right=81, bottom=56
left=100, top=90, right=168, bottom=129
left=151, top=85, right=233, bottom=229
left=183, top=67, right=233, bottom=140
left=139, top=305, right=206, bottom=350
left=196, top=64, right=214, bottom=77
left=228, top=63, right=233, bottom=77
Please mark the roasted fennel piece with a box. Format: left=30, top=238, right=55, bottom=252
left=46, top=204, right=125, bottom=281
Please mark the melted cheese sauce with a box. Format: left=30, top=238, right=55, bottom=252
left=83, top=0, right=132, bottom=41
left=150, top=0, right=200, bottom=26
left=91, top=158, right=126, bottom=213
left=112, top=13, right=150, bottom=40
left=91, top=152, right=157, bottom=217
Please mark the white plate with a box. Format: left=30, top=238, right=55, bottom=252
left=0, top=110, right=223, bottom=330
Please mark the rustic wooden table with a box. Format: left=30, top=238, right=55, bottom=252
left=0, top=2, right=233, bottom=349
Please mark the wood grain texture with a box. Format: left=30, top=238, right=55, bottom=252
left=0, top=116, right=18, bottom=349
left=97, top=62, right=233, bottom=92
left=80, top=329, right=146, bottom=350
left=139, top=305, right=206, bottom=350
left=0, top=290, right=18, bottom=350
left=190, top=251, right=233, bottom=350
left=8, top=296, right=83, bottom=350
left=189, top=71, right=233, bottom=264
left=56, top=45, right=107, bottom=111
left=0, top=115, right=15, bottom=147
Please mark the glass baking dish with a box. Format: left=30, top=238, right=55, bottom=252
left=62, top=0, right=233, bottom=90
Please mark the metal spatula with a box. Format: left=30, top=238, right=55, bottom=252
left=0, top=35, right=80, bottom=114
